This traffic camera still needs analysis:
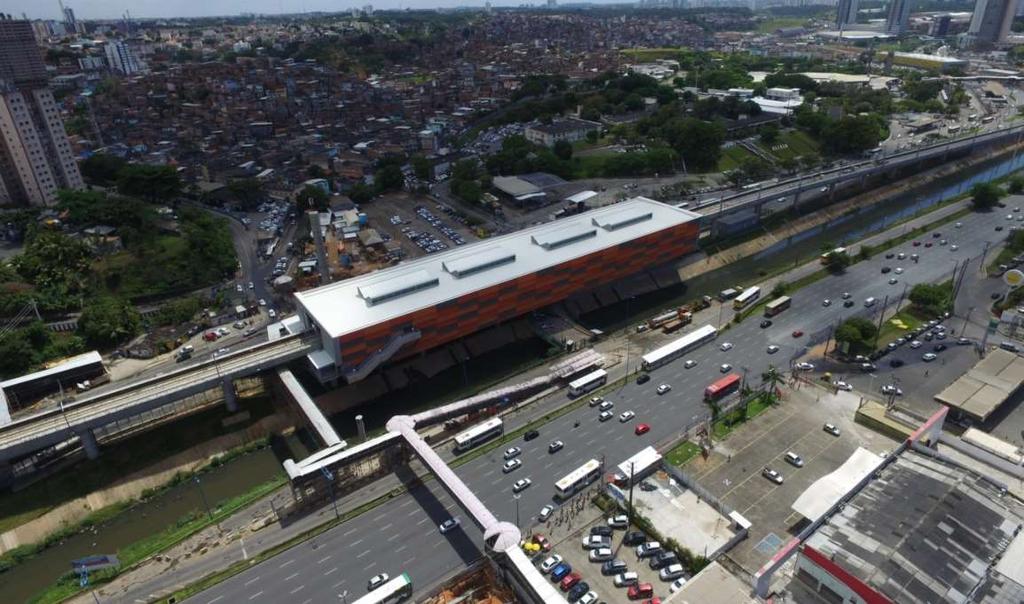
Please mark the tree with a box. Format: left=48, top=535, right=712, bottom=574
left=79, top=153, right=127, bottom=185
left=662, top=118, right=724, bottom=172
left=553, top=139, right=574, bottom=161
left=374, top=164, right=404, bottom=193
left=760, top=365, right=784, bottom=401
left=1009, top=176, right=1024, bottom=195
left=226, top=178, right=263, bottom=209
left=909, top=283, right=949, bottom=315
left=78, top=297, right=142, bottom=348
left=116, top=164, right=182, bottom=202
left=835, top=316, right=878, bottom=352
left=759, top=124, right=780, bottom=146
left=410, top=155, right=432, bottom=181
left=13, top=231, right=92, bottom=310
left=821, top=249, right=851, bottom=274
left=970, top=182, right=1003, bottom=209
left=771, top=281, right=789, bottom=298
left=297, top=185, right=329, bottom=211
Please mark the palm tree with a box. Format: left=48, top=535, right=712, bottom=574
left=761, top=365, right=784, bottom=403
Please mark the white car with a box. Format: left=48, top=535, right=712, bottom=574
left=539, top=505, right=555, bottom=522
left=367, top=573, right=390, bottom=591
left=923, top=352, right=938, bottom=362
left=589, top=396, right=604, bottom=407
left=540, top=554, right=563, bottom=573
left=607, top=514, right=628, bottom=528
left=619, top=411, right=635, bottom=422
left=894, top=267, right=903, bottom=274
left=589, top=547, right=613, bottom=562
left=824, top=423, right=841, bottom=437
left=833, top=381, right=853, bottom=391
left=258, top=298, right=267, bottom=306
left=656, top=384, right=672, bottom=395
left=767, top=345, right=780, bottom=354
left=439, top=517, right=460, bottom=533
left=795, top=362, right=815, bottom=371
left=684, top=359, right=697, bottom=369
left=909, top=340, right=922, bottom=349
left=951, top=244, right=959, bottom=251
left=235, top=284, right=243, bottom=293
left=268, top=309, right=277, bottom=319
left=720, top=363, right=732, bottom=373
left=582, top=535, right=610, bottom=550
left=504, top=447, right=521, bottom=460
left=578, top=592, right=599, bottom=604
left=247, top=281, right=254, bottom=289
left=822, top=298, right=831, bottom=307
left=512, top=478, right=531, bottom=493
left=670, top=577, right=688, bottom=593
left=502, top=459, right=522, bottom=473
left=720, top=342, right=733, bottom=351
left=762, top=467, right=784, bottom=484
left=598, top=401, right=614, bottom=412
left=598, top=410, right=614, bottom=422
left=881, top=384, right=903, bottom=396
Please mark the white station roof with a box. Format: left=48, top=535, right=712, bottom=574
left=295, top=197, right=700, bottom=339
left=792, top=447, right=885, bottom=523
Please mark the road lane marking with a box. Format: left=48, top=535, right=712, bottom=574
left=396, top=545, right=407, bottom=553
left=416, top=517, right=429, bottom=526
left=406, top=509, right=419, bottom=517
left=363, top=562, right=376, bottom=571
left=404, top=557, right=416, bottom=566
left=317, top=555, right=332, bottom=564
left=244, top=577, right=260, bottom=587
left=332, top=580, right=347, bottom=589
left=279, top=559, right=295, bottom=569
left=399, top=499, right=414, bottom=508
left=324, top=567, right=338, bottom=576
left=248, top=591, right=263, bottom=600
left=285, top=572, right=299, bottom=581
left=207, top=596, right=224, bottom=604
left=357, top=549, right=371, bottom=558
left=351, top=538, right=364, bottom=546
left=343, top=528, right=358, bottom=537
left=380, top=523, right=393, bottom=530
left=290, top=585, right=305, bottom=595
left=372, top=513, right=387, bottom=522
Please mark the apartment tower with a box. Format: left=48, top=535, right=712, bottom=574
left=0, top=16, right=83, bottom=206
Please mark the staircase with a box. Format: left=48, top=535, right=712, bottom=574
left=343, top=327, right=422, bottom=383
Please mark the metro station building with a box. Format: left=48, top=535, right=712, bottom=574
left=293, top=197, right=701, bottom=383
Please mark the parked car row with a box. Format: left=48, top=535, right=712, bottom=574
left=415, top=205, right=466, bottom=246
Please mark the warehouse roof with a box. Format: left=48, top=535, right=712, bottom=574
left=934, top=348, right=1024, bottom=420
left=295, top=197, right=699, bottom=338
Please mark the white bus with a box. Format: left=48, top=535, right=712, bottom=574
left=641, top=325, right=718, bottom=371
left=453, top=417, right=503, bottom=452
left=353, top=573, right=413, bottom=604
left=555, top=458, right=604, bottom=500
left=733, top=286, right=761, bottom=310
left=568, top=369, right=608, bottom=397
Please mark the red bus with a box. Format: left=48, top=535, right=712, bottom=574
left=705, top=374, right=741, bottom=402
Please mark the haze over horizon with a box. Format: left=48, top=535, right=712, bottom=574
left=5, top=0, right=542, bottom=21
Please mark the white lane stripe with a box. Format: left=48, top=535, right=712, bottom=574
left=244, top=577, right=260, bottom=587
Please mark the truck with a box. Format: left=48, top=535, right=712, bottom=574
left=648, top=311, right=680, bottom=330
left=718, top=287, right=743, bottom=302
left=662, top=312, right=693, bottom=334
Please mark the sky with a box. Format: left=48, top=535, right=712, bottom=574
left=7, top=0, right=505, bottom=21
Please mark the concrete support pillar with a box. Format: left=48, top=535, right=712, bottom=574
left=356, top=414, right=367, bottom=441
left=78, top=428, right=99, bottom=460
left=223, top=377, right=238, bottom=413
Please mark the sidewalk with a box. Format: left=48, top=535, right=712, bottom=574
left=75, top=196, right=974, bottom=604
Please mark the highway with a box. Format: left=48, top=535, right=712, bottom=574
left=0, top=334, right=315, bottom=460
left=191, top=200, right=1009, bottom=603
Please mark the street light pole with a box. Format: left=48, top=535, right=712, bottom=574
left=514, top=494, right=521, bottom=531
left=194, top=475, right=213, bottom=522
left=321, top=468, right=339, bottom=520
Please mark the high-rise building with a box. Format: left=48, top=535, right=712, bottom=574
left=835, top=0, right=859, bottom=29
left=103, top=40, right=146, bottom=75
left=0, top=16, right=83, bottom=206
left=967, top=0, right=1019, bottom=46
left=885, top=0, right=912, bottom=34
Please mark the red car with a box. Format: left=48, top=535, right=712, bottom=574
left=924, top=242, right=933, bottom=248
left=560, top=571, right=581, bottom=591
left=628, top=583, right=654, bottom=599
left=912, top=241, right=921, bottom=247
left=645, top=599, right=662, bottom=604
left=533, top=534, right=552, bottom=551
left=635, top=423, right=651, bottom=435
left=203, top=331, right=218, bottom=342
left=792, top=330, right=804, bottom=338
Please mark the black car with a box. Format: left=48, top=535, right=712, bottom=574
left=881, top=266, right=892, bottom=274
left=890, top=359, right=905, bottom=368
left=601, top=559, right=628, bottom=575
left=760, top=319, right=773, bottom=328
left=932, top=232, right=941, bottom=238
left=639, top=481, right=657, bottom=491
left=996, top=225, right=1004, bottom=231
left=636, top=373, right=651, bottom=385
left=923, top=332, right=934, bottom=341
left=524, top=429, right=540, bottom=441
left=885, top=252, right=895, bottom=259
left=568, top=582, right=590, bottom=602
left=590, top=525, right=613, bottom=537
left=992, top=292, right=1004, bottom=300
left=844, top=300, right=855, bottom=308
left=623, top=530, right=646, bottom=546
left=934, top=344, right=948, bottom=352
left=649, top=552, right=679, bottom=570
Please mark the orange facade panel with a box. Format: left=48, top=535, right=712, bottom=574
left=336, top=223, right=699, bottom=367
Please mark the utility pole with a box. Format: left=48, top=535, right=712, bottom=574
left=627, top=462, right=636, bottom=528
left=194, top=475, right=213, bottom=521
left=980, top=241, right=991, bottom=273
left=320, top=468, right=339, bottom=520
left=873, top=294, right=889, bottom=349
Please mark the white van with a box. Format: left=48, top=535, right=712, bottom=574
left=864, top=297, right=877, bottom=307
left=659, top=564, right=686, bottom=581
left=614, top=571, right=639, bottom=587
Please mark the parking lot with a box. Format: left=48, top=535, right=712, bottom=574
left=686, top=385, right=896, bottom=574
left=535, top=504, right=687, bottom=604
left=363, top=194, right=478, bottom=260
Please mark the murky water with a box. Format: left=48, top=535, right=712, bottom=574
left=2, top=444, right=295, bottom=604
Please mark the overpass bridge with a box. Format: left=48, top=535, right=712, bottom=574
left=0, top=333, right=317, bottom=478
left=694, top=123, right=1024, bottom=222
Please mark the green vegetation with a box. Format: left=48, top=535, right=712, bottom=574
left=989, top=229, right=1024, bottom=275
left=712, top=391, right=777, bottom=440
left=717, top=145, right=757, bottom=172
left=835, top=316, right=880, bottom=355
left=0, top=396, right=276, bottom=536
left=874, top=310, right=925, bottom=350
left=756, top=17, right=808, bottom=33
left=665, top=441, right=702, bottom=466
left=908, top=282, right=952, bottom=317
left=970, top=181, right=1004, bottom=209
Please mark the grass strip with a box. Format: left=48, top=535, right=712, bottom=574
left=664, top=441, right=702, bottom=467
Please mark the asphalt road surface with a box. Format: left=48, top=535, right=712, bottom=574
left=191, top=205, right=1009, bottom=603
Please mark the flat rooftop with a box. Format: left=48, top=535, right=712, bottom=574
left=934, top=348, right=1024, bottom=421
left=295, top=197, right=700, bottom=339
left=804, top=449, right=1024, bottom=604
